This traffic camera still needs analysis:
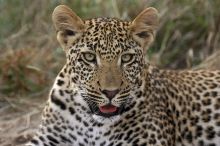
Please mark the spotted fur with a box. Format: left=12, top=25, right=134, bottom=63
left=27, top=5, right=220, bottom=146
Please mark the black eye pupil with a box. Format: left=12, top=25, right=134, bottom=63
left=65, top=29, right=75, bottom=36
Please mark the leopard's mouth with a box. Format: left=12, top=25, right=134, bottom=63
left=88, top=102, right=124, bottom=118
left=99, top=104, right=118, bottom=113
left=98, top=104, right=121, bottom=117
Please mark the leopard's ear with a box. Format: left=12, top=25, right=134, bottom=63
left=52, top=5, right=85, bottom=50
left=130, top=7, right=159, bottom=52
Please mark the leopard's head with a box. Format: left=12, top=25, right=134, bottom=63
left=52, top=5, right=158, bottom=123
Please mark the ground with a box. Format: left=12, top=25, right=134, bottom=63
left=0, top=96, right=45, bottom=146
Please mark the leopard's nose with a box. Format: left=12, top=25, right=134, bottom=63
left=101, top=89, right=120, bottom=99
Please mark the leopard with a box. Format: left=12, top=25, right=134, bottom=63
left=26, top=5, right=220, bottom=146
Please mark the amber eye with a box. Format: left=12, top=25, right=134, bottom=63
left=82, top=52, right=96, bottom=63
left=121, top=54, right=134, bottom=64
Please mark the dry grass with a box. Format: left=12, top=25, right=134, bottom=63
left=0, top=0, right=219, bottom=97
left=0, top=1, right=220, bottom=145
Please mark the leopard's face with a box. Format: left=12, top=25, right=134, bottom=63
left=52, top=5, right=158, bottom=123
left=67, top=18, right=145, bottom=121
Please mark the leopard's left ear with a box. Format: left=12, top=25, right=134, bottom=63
left=130, top=7, right=159, bottom=52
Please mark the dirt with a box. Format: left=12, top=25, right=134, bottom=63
left=0, top=96, right=46, bottom=146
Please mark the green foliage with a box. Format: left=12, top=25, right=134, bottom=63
left=0, top=0, right=219, bottom=96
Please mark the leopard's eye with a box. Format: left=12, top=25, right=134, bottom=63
left=121, top=54, right=134, bottom=64
left=82, top=52, right=96, bottom=63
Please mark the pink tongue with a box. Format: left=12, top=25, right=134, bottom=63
left=99, top=105, right=117, bottom=113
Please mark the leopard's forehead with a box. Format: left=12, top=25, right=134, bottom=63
left=77, top=18, right=139, bottom=61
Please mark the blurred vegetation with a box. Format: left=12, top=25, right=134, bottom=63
left=0, top=0, right=220, bottom=97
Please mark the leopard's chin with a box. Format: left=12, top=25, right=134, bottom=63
left=92, top=114, right=121, bottom=124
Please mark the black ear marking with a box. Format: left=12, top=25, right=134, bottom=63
left=64, top=29, right=75, bottom=36
left=136, top=31, right=149, bottom=38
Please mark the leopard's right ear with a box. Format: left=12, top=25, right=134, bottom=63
left=52, top=5, right=85, bottom=50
